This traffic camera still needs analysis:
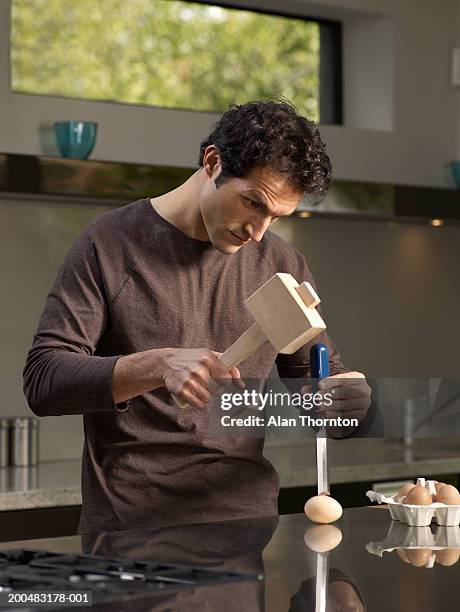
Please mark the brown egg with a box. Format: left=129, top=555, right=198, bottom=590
left=435, top=548, right=460, bottom=566
left=435, top=484, right=460, bottom=505
left=404, top=485, right=432, bottom=505
left=435, top=482, right=446, bottom=493
left=304, top=495, right=343, bottom=524
left=396, top=549, right=411, bottom=564
left=394, top=483, right=415, bottom=501
left=405, top=549, right=432, bottom=567
left=303, top=525, right=343, bottom=552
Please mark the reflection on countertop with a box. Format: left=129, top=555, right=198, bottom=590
left=1, top=509, right=459, bottom=611
left=0, top=439, right=459, bottom=511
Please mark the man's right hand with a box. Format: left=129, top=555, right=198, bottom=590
left=158, top=348, right=243, bottom=410
left=112, top=347, right=243, bottom=409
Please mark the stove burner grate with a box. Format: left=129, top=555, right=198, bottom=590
left=0, top=549, right=261, bottom=602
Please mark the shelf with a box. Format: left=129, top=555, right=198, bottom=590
left=0, top=153, right=195, bottom=205
left=1, top=152, right=459, bottom=225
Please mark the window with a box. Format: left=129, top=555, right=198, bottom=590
left=10, top=0, right=342, bottom=123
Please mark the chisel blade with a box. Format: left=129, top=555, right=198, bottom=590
left=316, top=432, right=329, bottom=494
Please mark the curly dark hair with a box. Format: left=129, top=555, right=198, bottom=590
left=198, top=100, right=332, bottom=201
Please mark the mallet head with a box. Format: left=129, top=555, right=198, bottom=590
left=245, top=273, right=326, bottom=354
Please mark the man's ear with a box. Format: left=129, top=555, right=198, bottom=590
left=203, top=145, right=222, bottom=179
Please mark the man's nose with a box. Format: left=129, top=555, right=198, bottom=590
left=245, top=217, right=271, bottom=242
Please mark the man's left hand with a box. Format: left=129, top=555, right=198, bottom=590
left=301, top=372, right=371, bottom=435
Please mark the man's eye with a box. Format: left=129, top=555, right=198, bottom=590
left=250, top=200, right=262, bottom=209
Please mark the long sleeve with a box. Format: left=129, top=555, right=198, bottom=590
left=23, top=224, right=121, bottom=416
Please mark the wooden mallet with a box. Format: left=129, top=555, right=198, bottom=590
left=174, top=273, right=326, bottom=408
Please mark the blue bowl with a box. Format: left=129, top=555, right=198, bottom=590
left=54, top=121, right=98, bottom=159
left=451, top=161, right=460, bottom=188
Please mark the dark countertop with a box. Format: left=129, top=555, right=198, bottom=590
left=1, top=508, right=459, bottom=611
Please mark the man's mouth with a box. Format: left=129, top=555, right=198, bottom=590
left=229, top=230, right=249, bottom=245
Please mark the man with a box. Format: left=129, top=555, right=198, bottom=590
left=24, top=101, right=371, bottom=534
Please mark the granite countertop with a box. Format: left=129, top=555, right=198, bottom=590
left=0, top=460, right=81, bottom=511
left=267, top=437, right=460, bottom=488
left=0, top=439, right=459, bottom=511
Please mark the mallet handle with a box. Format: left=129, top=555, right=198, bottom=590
left=173, top=322, right=268, bottom=409
left=219, top=322, right=268, bottom=369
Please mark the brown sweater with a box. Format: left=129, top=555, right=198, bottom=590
left=23, top=198, right=346, bottom=533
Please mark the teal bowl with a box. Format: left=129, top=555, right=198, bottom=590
left=54, top=121, right=98, bottom=159
left=451, top=161, right=460, bottom=188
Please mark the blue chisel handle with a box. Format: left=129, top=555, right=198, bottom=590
left=310, top=343, right=329, bottom=384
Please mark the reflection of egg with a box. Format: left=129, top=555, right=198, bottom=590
left=405, top=549, right=432, bottom=567
left=404, top=485, right=432, bottom=505
left=435, top=549, right=460, bottom=566
left=396, top=549, right=411, bottom=564
left=435, top=484, right=460, bottom=505
left=304, top=495, right=343, bottom=524
left=394, top=483, right=415, bottom=501
left=303, top=525, right=343, bottom=552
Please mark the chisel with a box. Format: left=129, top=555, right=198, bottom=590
left=310, top=342, right=330, bottom=612
left=310, top=342, right=330, bottom=495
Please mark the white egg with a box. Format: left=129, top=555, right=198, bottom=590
left=304, top=495, right=343, bottom=524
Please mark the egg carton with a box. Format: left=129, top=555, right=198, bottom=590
left=366, top=478, right=460, bottom=526
left=368, top=520, right=460, bottom=550
left=366, top=522, right=460, bottom=568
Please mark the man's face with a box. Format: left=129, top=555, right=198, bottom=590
left=199, top=157, right=302, bottom=254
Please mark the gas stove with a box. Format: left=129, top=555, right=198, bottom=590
left=0, top=549, right=261, bottom=608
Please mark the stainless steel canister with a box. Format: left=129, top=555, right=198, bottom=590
left=9, top=417, right=39, bottom=467
left=403, top=398, right=415, bottom=446
left=0, top=419, right=9, bottom=468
